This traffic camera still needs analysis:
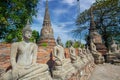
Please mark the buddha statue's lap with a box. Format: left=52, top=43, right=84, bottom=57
left=54, top=45, right=71, bottom=65
left=62, top=59, right=70, bottom=64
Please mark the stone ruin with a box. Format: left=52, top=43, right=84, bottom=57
left=37, top=0, right=56, bottom=48
left=88, top=7, right=107, bottom=59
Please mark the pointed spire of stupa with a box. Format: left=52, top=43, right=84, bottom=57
left=38, top=0, right=56, bottom=47
left=43, top=0, right=51, bottom=27
left=89, top=6, right=97, bottom=32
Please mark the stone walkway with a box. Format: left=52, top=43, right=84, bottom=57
left=89, top=63, right=120, bottom=80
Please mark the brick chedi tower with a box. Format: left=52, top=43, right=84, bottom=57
left=38, top=0, right=56, bottom=48
left=89, top=7, right=107, bottom=55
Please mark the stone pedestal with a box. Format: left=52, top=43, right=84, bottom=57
left=52, top=59, right=76, bottom=80
left=19, top=70, right=52, bottom=80
left=95, top=43, right=107, bottom=55
left=106, top=54, right=116, bottom=63
left=93, top=54, right=104, bottom=64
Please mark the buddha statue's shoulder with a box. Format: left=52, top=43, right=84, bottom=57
left=11, top=42, right=19, bottom=47
left=30, top=42, right=38, bottom=48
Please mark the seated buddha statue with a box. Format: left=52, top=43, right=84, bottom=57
left=82, top=48, right=90, bottom=64
left=90, top=39, right=104, bottom=63
left=69, top=46, right=84, bottom=70
left=52, top=36, right=75, bottom=80
left=53, top=36, right=70, bottom=67
left=86, top=46, right=94, bottom=62
left=0, top=21, right=52, bottom=80
left=111, top=39, right=119, bottom=53
left=69, top=46, right=77, bottom=63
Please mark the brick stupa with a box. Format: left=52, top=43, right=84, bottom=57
left=89, top=7, right=107, bottom=55
left=38, top=0, right=56, bottom=48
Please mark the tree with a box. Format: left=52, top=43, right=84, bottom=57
left=65, top=40, right=73, bottom=48
left=73, top=41, right=80, bottom=48
left=31, top=30, right=40, bottom=43
left=0, top=0, right=38, bottom=42
left=5, top=29, right=22, bottom=42
left=65, top=40, right=83, bottom=48
left=73, top=0, right=120, bottom=48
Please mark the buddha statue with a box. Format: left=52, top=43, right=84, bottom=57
left=86, top=46, right=94, bottom=62
left=90, top=39, right=104, bottom=64
left=78, top=47, right=84, bottom=59
left=69, top=46, right=84, bottom=70
left=111, top=39, right=119, bottom=53
left=52, top=37, right=75, bottom=80
left=82, top=48, right=90, bottom=64
left=86, top=46, right=95, bottom=70
left=53, top=36, right=70, bottom=67
left=69, top=46, right=77, bottom=63
left=0, top=21, right=52, bottom=80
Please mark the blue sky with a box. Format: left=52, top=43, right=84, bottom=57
left=31, top=0, right=95, bottom=44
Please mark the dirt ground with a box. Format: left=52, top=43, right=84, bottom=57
left=89, top=63, right=120, bottom=80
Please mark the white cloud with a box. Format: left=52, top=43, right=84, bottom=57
left=80, top=0, right=95, bottom=12
left=51, top=21, right=76, bottom=44
left=62, top=0, right=77, bottom=6
left=57, top=21, right=74, bottom=27
left=53, top=9, right=68, bottom=16
left=42, top=0, right=54, bottom=2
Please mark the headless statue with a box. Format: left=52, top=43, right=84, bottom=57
left=82, top=48, right=89, bottom=64
left=78, top=47, right=84, bottom=59
left=69, top=46, right=85, bottom=70
left=69, top=46, right=77, bottom=63
left=1, top=21, right=51, bottom=80
left=86, top=46, right=94, bottom=61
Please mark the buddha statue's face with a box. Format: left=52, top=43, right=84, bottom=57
left=24, top=30, right=32, bottom=39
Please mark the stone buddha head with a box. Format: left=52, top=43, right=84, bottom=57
left=57, top=36, right=63, bottom=47
left=22, top=20, right=32, bottom=40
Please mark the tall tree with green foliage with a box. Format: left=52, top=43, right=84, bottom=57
left=31, top=30, right=40, bottom=43
left=65, top=40, right=83, bottom=48
left=73, top=0, right=120, bottom=48
left=0, top=0, right=38, bottom=42
left=73, top=41, right=80, bottom=48
left=65, top=40, right=73, bottom=48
